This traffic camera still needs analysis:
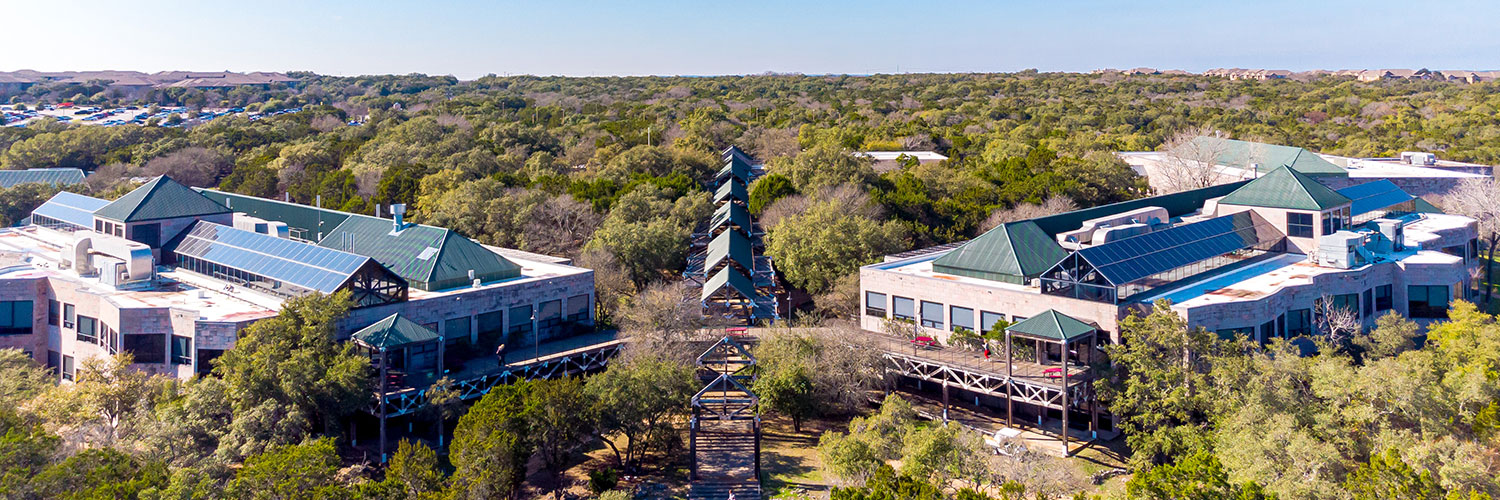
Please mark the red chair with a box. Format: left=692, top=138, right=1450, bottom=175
left=911, top=336, right=938, bottom=349
left=1042, top=367, right=1064, bottom=379
left=726, top=327, right=749, bottom=336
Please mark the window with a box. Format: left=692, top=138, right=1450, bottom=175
left=62, top=355, right=74, bottom=382
left=537, top=300, right=563, bottom=338
left=1363, top=289, right=1373, bottom=318
left=407, top=341, right=437, bottom=373
left=0, top=301, right=32, bottom=336
left=1322, top=208, right=1347, bottom=235
left=566, top=294, right=591, bottom=322
left=1216, top=327, right=1254, bottom=340
left=919, top=301, right=943, bottom=329
left=444, top=317, right=472, bottom=343
left=1287, top=309, right=1312, bottom=337
left=123, top=333, right=166, bottom=364
left=1375, top=285, right=1393, bottom=311
left=170, top=335, right=192, bottom=365
left=892, top=296, right=915, bottom=322
left=196, top=349, right=224, bottom=376
left=1409, top=285, right=1451, bottom=318
left=100, top=323, right=118, bottom=354
left=1330, top=293, right=1358, bottom=315
left=1259, top=320, right=1276, bottom=342
left=48, top=300, right=58, bottom=326
left=1287, top=213, right=1314, bottom=238
left=129, top=223, right=160, bottom=248
left=864, top=292, right=887, bottom=318
left=76, top=315, right=97, bottom=343
left=508, top=305, right=534, bottom=339
left=951, top=306, right=974, bottom=332
left=477, top=310, right=505, bottom=337
left=981, top=311, right=1006, bottom=335
left=47, top=350, right=60, bottom=378
left=1470, top=239, right=1480, bottom=261
left=63, top=303, right=74, bottom=329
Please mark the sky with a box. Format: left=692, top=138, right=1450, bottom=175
left=3, top=0, right=1499, bottom=79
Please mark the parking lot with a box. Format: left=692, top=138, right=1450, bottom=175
left=0, top=104, right=302, bottom=128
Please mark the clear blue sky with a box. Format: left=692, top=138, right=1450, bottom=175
left=4, top=0, right=1498, bottom=79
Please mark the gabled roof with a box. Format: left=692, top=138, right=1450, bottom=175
left=94, top=176, right=230, bottom=223
left=932, top=221, right=1068, bottom=284
left=1219, top=166, right=1351, bottom=211
left=317, top=215, right=521, bottom=291
left=706, top=229, right=755, bottom=274
left=352, top=313, right=440, bottom=350
left=1007, top=310, right=1096, bottom=342
left=0, top=168, right=86, bottom=188
left=196, top=189, right=350, bottom=241
left=1337, top=180, right=1414, bottom=217
left=31, top=192, right=109, bottom=229
left=702, top=266, right=762, bottom=303
left=716, top=156, right=754, bottom=184
left=714, top=179, right=748, bottom=205
left=1030, top=181, right=1248, bottom=237
left=711, top=202, right=754, bottom=237
left=722, top=146, right=755, bottom=166
left=1191, top=136, right=1346, bottom=176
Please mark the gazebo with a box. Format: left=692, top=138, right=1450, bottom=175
left=351, top=313, right=442, bottom=461
left=1003, top=309, right=1101, bottom=455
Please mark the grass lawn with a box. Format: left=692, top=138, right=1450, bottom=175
left=759, top=413, right=863, bottom=499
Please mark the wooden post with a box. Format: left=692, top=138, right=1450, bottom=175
left=378, top=348, right=388, bottom=463
left=941, top=380, right=950, bottom=422
left=1005, top=329, right=1013, bottom=427
left=689, top=410, right=698, bottom=481
left=1061, top=339, right=1070, bottom=457
left=1090, top=331, right=1099, bottom=437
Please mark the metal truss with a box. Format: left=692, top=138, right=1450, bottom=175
left=374, top=341, right=623, bottom=418
left=882, top=351, right=1091, bottom=412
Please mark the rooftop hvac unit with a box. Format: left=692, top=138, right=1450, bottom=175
left=1317, top=232, right=1368, bottom=269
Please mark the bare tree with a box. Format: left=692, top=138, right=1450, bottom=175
left=523, top=195, right=602, bottom=259
left=1155, top=127, right=1230, bottom=193
left=982, top=196, right=1078, bottom=230
left=575, top=249, right=636, bottom=324
left=617, top=282, right=712, bottom=362
left=1443, top=178, right=1500, bottom=305
left=1316, top=293, right=1362, bottom=346
left=142, top=147, right=231, bottom=187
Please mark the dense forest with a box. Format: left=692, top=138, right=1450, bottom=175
left=2, top=72, right=1500, bottom=499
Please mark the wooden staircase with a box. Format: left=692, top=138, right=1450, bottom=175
left=689, top=334, right=762, bottom=500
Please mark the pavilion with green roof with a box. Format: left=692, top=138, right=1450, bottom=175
left=1002, top=309, right=1101, bottom=452
left=1218, top=165, right=1352, bottom=211
left=931, top=221, right=1069, bottom=284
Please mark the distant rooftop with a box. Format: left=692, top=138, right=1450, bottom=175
left=856, top=151, right=949, bottom=162
left=0, top=168, right=86, bottom=188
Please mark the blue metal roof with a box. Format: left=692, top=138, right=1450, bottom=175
left=0, top=168, right=86, bottom=188
left=1075, top=211, right=1282, bottom=286
left=1337, top=180, right=1414, bottom=217
left=31, top=192, right=109, bottom=229
left=169, top=221, right=371, bottom=293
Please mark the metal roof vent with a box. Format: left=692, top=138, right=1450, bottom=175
left=390, top=204, right=407, bottom=233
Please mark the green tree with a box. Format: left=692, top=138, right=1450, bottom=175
left=212, top=291, right=370, bottom=459
left=1099, top=300, right=1238, bottom=468
left=28, top=448, right=168, bottom=500
left=748, top=173, right=796, bottom=214
left=381, top=440, right=444, bottom=500
left=755, top=365, right=816, bottom=432
left=1344, top=448, right=1444, bottom=500
left=1126, top=451, right=1275, bottom=500
left=0, top=408, right=60, bottom=497
left=526, top=377, right=596, bottom=500
left=584, top=355, right=695, bottom=471
left=450, top=382, right=534, bottom=500
left=226, top=438, right=345, bottom=500
left=0, top=349, right=52, bottom=408
left=765, top=200, right=909, bottom=293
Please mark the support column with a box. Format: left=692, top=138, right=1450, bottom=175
left=754, top=417, right=762, bottom=480
left=689, top=410, right=698, bottom=481
left=1061, top=339, right=1070, bottom=457
left=941, top=381, right=950, bottom=422
left=1090, top=331, right=1099, bottom=438
left=1005, top=329, right=1014, bottom=427
left=378, top=348, right=388, bottom=463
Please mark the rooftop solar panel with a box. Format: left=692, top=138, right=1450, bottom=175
left=169, top=221, right=372, bottom=293
left=1337, top=180, right=1414, bottom=216
left=1075, top=211, right=1283, bottom=286
left=31, top=192, right=110, bottom=229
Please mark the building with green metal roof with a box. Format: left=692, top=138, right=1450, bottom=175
left=1218, top=166, right=1351, bottom=211
left=931, top=221, right=1068, bottom=285
left=318, top=215, right=522, bottom=291
left=1190, top=136, right=1347, bottom=177
left=94, top=176, right=230, bottom=223
left=0, top=168, right=86, bottom=188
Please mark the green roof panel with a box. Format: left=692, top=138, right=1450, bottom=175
left=932, top=221, right=1068, bottom=284
left=318, top=215, right=521, bottom=291
left=196, top=190, right=350, bottom=242
left=1191, top=136, right=1346, bottom=176
left=1006, top=310, right=1096, bottom=342
left=1219, top=166, right=1352, bottom=211
left=352, top=313, right=440, bottom=349
left=94, top=176, right=230, bottom=222
left=714, top=179, right=748, bottom=204
left=706, top=228, right=755, bottom=273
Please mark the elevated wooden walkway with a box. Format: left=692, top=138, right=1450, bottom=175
left=689, top=334, right=762, bottom=500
